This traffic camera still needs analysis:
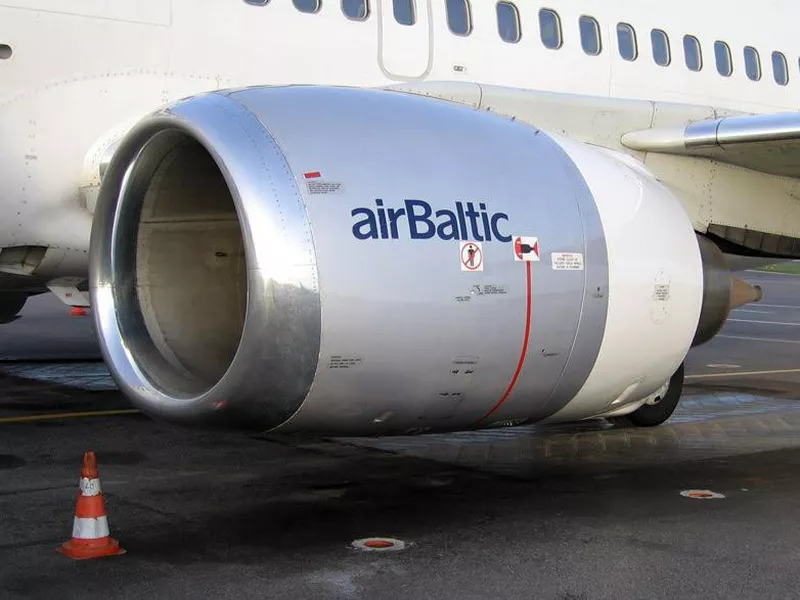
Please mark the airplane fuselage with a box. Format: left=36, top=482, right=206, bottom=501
left=1, top=0, right=798, bottom=283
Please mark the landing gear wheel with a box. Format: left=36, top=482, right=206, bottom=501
left=612, top=363, right=685, bottom=428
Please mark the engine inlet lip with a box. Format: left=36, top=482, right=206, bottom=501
left=90, top=93, right=321, bottom=430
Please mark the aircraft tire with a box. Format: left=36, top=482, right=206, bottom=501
left=611, top=363, right=685, bottom=428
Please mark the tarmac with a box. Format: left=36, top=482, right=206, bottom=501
left=0, top=271, right=799, bottom=599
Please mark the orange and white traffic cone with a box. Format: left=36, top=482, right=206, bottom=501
left=57, top=451, right=125, bottom=559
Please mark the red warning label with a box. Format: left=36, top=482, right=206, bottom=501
left=460, top=241, right=483, bottom=272
left=513, top=236, right=540, bottom=262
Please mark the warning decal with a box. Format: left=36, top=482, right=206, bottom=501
left=513, top=236, right=540, bottom=262
left=302, top=171, right=344, bottom=195
left=460, top=241, right=483, bottom=272
left=471, top=284, right=508, bottom=296
left=551, top=252, right=584, bottom=270
left=327, top=355, right=364, bottom=369
left=306, top=180, right=343, bottom=195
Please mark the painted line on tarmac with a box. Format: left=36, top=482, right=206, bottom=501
left=0, top=409, right=140, bottom=424
left=686, top=368, right=800, bottom=380
left=748, top=270, right=800, bottom=277
left=718, top=334, right=800, bottom=345
left=746, top=279, right=800, bottom=285
left=727, top=319, right=800, bottom=326
left=753, top=304, right=800, bottom=309
left=731, top=309, right=774, bottom=314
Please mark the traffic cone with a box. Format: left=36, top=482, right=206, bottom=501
left=57, top=451, right=125, bottom=559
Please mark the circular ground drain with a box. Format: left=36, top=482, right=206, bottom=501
left=351, top=537, right=407, bottom=552
left=680, top=489, right=725, bottom=499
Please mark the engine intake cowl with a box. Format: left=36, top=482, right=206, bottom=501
left=91, top=93, right=321, bottom=430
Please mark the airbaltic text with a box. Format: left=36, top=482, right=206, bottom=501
left=351, top=200, right=511, bottom=242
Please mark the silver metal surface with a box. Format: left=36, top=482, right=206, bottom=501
left=685, top=112, right=800, bottom=149
left=682, top=119, right=721, bottom=149
left=91, top=85, right=613, bottom=435
left=222, top=85, right=609, bottom=435
left=90, top=92, right=321, bottom=430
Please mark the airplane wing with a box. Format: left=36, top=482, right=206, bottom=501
left=620, top=112, right=800, bottom=179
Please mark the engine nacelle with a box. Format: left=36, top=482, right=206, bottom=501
left=91, top=86, right=709, bottom=435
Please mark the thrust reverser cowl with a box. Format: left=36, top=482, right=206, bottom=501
left=90, top=86, right=703, bottom=435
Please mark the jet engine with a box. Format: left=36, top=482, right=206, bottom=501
left=90, top=86, right=758, bottom=436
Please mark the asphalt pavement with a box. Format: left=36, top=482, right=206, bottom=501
left=685, top=271, right=800, bottom=393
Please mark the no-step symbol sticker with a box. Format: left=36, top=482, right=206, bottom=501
left=513, top=236, right=540, bottom=262
left=460, top=241, right=483, bottom=272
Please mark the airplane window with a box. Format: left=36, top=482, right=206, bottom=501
left=293, top=0, right=320, bottom=13
left=244, top=0, right=270, bottom=5
left=446, top=0, right=472, bottom=36
left=744, top=46, right=761, bottom=81
left=683, top=35, right=702, bottom=71
left=651, top=29, right=671, bottom=66
left=342, top=0, right=369, bottom=20
left=393, top=0, right=415, bottom=25
left=772, top=51, right=789, bottom=85
left=714, top=41, right=732, bottom=76
left=0, top=45, right=11, bottom=60
left=539, top=9, right=562, bottom=50
left=579, top=16, right=601, bottom=56
left=616, top=23, right=637, bottom=61
left=497, top=2, right=521, bottom=44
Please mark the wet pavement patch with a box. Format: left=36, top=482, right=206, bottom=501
left=92, top=451, right=147, bottom=466
left=53, top=451, right=147, bottom=467
left=0, top=362, right=116, bottom=391
left=0, top=455, right=26, bottom=469
left=308, top=481, right=356, bottom=492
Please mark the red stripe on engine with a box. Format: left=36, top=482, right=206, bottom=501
left=476, top=261, right=533, bottom=423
